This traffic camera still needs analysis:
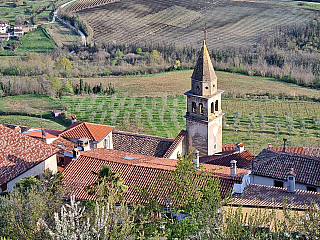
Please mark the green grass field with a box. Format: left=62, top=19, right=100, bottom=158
left=0, top=94, right=319, bottom=154
left=0, top=115, right=65, bottom=130
left=70, top=70, right=320, bottom=98
left=56, top=95, right=320, bottom=155
left=15, top=28, right=55, bottom=53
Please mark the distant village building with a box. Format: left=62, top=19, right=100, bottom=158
left=13, top=25, right=24, bottom=39
left=0, top=22, right=8, bottom=34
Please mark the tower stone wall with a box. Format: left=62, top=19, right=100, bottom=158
left=185, top=40, right=223, bottom=157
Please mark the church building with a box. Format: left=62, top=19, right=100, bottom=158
left=185, top=40, right=223, bottom=157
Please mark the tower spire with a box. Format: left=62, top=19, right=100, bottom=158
left=204, top=23, right=207, bottom=42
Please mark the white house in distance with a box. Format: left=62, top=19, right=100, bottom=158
left=0, top=124, right=59, bottom=193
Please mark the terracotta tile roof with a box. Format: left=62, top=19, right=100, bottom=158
left=23, top=130, right=57, bottom=139
left=232, top=184, right=320, bottom=210
left=200, top=150, right=255, bottom=169
left=60, top=122, right=115, bottom=142
left=62, top=149, right=248, bottom=203
left=191, top=40, right=217, bottom=82
left=269, top=146, right=320, bottom=158
left=2, top=124, right=62, bottom=136
left=52, top=137, right=77, bottom=154
left=163, top=130, right=187, bottom=158
left=253, top=149, right=320, bottom=187
left=222, top=144, right=236, bottom=152
left=0, top=124, right=59, bottom=186
left=112, top=130, right=174, bottom=158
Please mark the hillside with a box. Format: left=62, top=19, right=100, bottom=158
left=72, top=0, right=317, bottom=48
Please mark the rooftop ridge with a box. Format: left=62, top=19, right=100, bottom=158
left=83, top=122, right=96, bottom=141
left=163, top=130, right=187, bottom=158
left=249, top=183, right=320, bottom=195
left=113, top=130, right=175, bottom=141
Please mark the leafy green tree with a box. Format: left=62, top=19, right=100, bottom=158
left=51, top=77, right=62, bottom=96
left=87, top=166, right=128, bottom=204
left=65, top=79, right=74, bottom=94
left=79, top=79, right=84, bottom=94
left=136, top=48, right=142, bottom=54
left=57, top=57, right=73, bottom=71
left=15, top=13, right=24, bottom=24
left=115, top=49, right=123, bottom=59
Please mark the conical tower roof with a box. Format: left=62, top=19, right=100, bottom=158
left=191, top=40, right=217, bottom=82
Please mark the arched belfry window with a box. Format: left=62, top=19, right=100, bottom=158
left=192, top=102, right=196, bottom=113
left=199, top=103, right=203, bottom=114
left=211, top=102, right=214, bottom=113
left=215, top=100, right=219, bottom=112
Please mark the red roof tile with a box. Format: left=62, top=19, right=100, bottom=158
left=269, top=146, right=320, bottom=158
left=23, top=130, right=57, bottom=139
left=232, top=184, right=320, bottom=210
left=112, top=130, right=174, bottom=158
left=0, top=124, right=59, bottom=186
left=62, top=149, right=248, bottom=203
left=60, top=122, right=115, bottom=142
left=200, top=150, right=255, bottom=169
left=52, top=137, right=77, bottom=154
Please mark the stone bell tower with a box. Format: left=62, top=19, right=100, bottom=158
left=184, top=40, right=224, bottom=157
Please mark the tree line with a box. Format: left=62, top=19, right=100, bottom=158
left=1, top=18, right=320, bottom=93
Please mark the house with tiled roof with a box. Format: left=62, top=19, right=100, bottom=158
left=200, top=143, right=255, bottom=169
left=268, top=143, right=320, bottom=158
left=251, top=149, right=320, bottom=192
left=62, top=148, right=251, bottom=203
left=59, top=121, right=115, bottom=150
left=113, top=130, right=188, bottom=159
left=0, top=124, right=59, bottom=193
left=232, top=184, right=320, bottom=210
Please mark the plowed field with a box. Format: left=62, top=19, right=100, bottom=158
left=73, top=0, right=317, bottom=49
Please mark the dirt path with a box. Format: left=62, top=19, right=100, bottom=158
left=50, top=0, right=86, bottom=45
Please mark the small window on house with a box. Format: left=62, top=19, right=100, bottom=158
left=199, top=103, right=203, bottom=114
left=274, top=180, right=283, bottom=188
left=196, top=86, right=200, bottom=93
left=288, top=176, right=293, bottom=180
left=215, top=100, right=219, bottom=112
left=1, top=183, right=7, bottom=192
left=211, top=102, right=214, bottom=113
left=307, top=186, right=317, bottom=192
left=192, top=102, right=196, bottom=113
left=214, top=144, right=217, bottom=150
left=205, top=86, right=208, bottom=89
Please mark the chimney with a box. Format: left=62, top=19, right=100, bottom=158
left=235, top=142, right=245, bottom=153
left=71, top=114, right=77, bottom=124
left=72, top=148, right=80, bottom=161
left=230, top=160, right=237, bottom=177
left=192, top=149, right=199, bottom=169
left=268, top=143, right=272, bottom=149
left=287, top=168, right=296, bottom=193
left=283, top=138, right=287, bottom=152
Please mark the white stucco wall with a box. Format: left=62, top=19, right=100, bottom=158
left=251, top=175, right=319, bottom=192
left=7, top=154, right=57, bottom=192
left=168, top=136, right=188, bottom=160
left=233, top=172, right=251, bottom=194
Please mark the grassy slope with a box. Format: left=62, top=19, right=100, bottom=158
left=44, top=23, right=81, bottom=48
left=15, top=28, right=55, bottom=53
left=70, top=70, right=320, bottom=98
left=0, top=115, right=65, bottom=130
